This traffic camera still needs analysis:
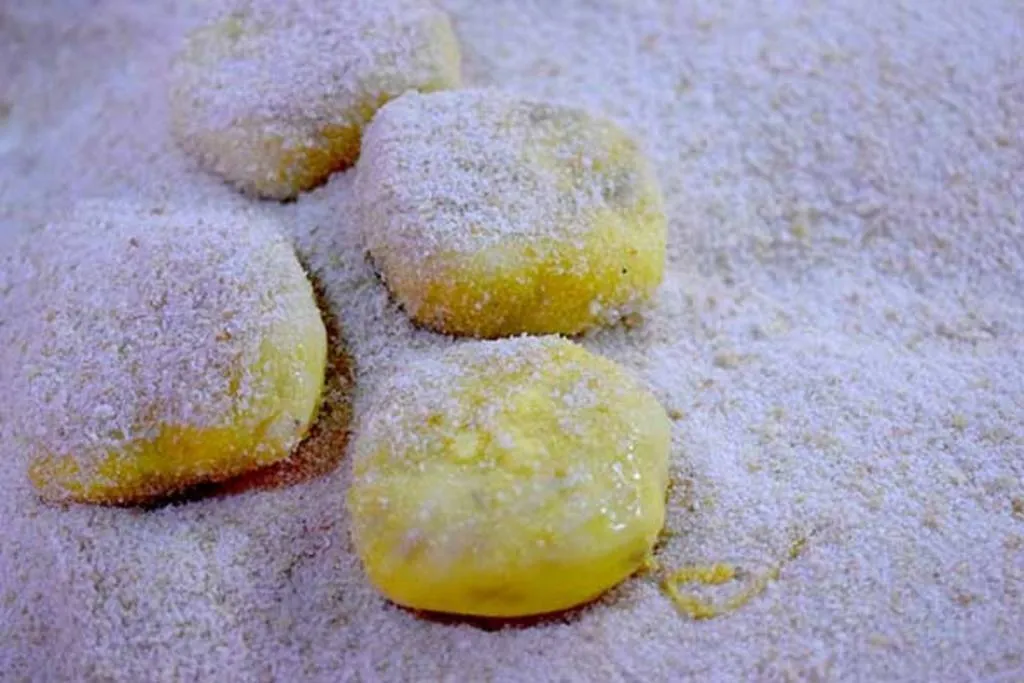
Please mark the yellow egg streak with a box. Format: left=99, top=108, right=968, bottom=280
left=661, top=563, right=777, bottom=620
left=654, top=536, right=810, bottom=619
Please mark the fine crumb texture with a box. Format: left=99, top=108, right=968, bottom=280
left=349, top=336, right=670, bottom=617
left=1, top=0, right=1023, bottom=681
left=355, top=89, right=667, bottom=338
left=170, top=0, right=461, bottom=199
left=9, top=201, right=328, bottom=504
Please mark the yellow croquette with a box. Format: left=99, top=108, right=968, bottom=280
left=169, top=0, right=461, bottom=199
left=347, top=336, right=671, bottom=617
left=21, top=202, right=327, bottom=504
left=355, top=89, right=667, bottom=338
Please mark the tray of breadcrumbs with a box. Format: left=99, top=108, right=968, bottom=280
left=0, top=1, right=1021, bottom=681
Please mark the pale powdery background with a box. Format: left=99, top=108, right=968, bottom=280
left=1, top=0, right=1022, bottom=681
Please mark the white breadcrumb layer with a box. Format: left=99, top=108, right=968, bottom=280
left=355, top=89, right=648, bottom=255
left=171, top=0, right=450, bottom=136
left=1, top=0, right=1023, bottom=681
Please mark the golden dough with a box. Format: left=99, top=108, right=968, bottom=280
left=169, top=0, right=461, bottom=199
left=19, top=202, right=327, bottom=504
left=348, top=336, right=671, bottom=617
left=355, top=89, right=667, bottom=338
